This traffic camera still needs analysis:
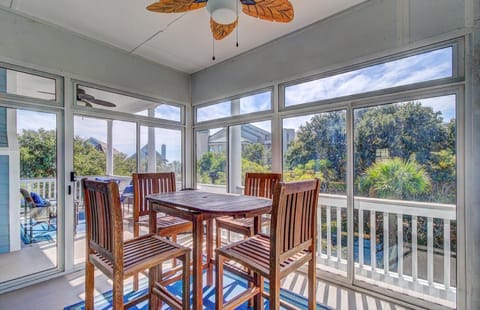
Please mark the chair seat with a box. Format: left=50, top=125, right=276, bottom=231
left=138, top=215, right=192, bottom=237
left=216, top=216, right=270, bottom=236
left=216, top=234, right=310, bottom=279
left=91, top=234, right=189, bottom=278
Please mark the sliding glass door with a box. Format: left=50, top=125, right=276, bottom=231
left=0, top=107, right=60, bottom=283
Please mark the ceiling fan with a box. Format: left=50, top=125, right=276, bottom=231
left=76, top=88, right=116, bottom=108
left=146, top=0, right=294, bottom=41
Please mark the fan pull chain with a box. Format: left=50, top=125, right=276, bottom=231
left=236, top=0, right=239, bottom=47
left=212, top=37, right=216, bottom=61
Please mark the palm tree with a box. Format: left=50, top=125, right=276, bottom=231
left=358, top=157, right=431, bottom=200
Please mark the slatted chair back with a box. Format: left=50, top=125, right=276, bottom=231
left=270, top=179, right=320, bottom=263
left=244, top=172, right=282, bottom=199
left=82, top=178, right=123, bottom=267
left=132, top=172, right=176, bottom=219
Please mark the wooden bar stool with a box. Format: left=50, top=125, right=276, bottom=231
left=215, top=172, right=282, bottom=248
left=215, top=179, right=320, bottom=310
left=82, top=178, right=190, bottom=310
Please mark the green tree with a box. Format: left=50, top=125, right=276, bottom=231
left=19, top=129, right=57, bottom=178
left=73, top=136, right=106, bottom=176
left=284, top=111, right=346, bottom=191
left=358, top=157, right=431, bottom=200
left=242, top=143, right=265, bottom=163
left=197, top=151, right=226, bottom=184
left=113, top=153, right=136, bottom=176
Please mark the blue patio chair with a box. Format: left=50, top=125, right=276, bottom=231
left=20, top=188, right=54, bottom=244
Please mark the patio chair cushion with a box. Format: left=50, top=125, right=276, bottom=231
left=30, top=191, right=51, bottom=208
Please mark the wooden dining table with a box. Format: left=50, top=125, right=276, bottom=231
left=147, top=190, right=272, bottom=309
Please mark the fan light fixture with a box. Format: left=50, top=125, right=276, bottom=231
left=206, top=0, right=237, bottom=25
left=146, top=0, right=294, bottom=41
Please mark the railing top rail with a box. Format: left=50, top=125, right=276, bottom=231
left=319, top=193, right=456, bottom=220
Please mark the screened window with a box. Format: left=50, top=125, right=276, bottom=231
left=196, top=91, right=271, bottom=123
left=76, top=85, right=181, bottom=122
left=0, top=67, right=56, bottom=100
left=284, top=47, right=453, bottom=107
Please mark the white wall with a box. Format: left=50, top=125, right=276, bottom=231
left=191, top=0, right=480, bottom=309
left=0, top=7, right=190, bottom=104
left=191, top=0, right=465, bottom=103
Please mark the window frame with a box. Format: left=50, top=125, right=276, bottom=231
left=279, top=38, right=464, bottom=112
left=194, top=87, right=274, bottom=125
left=0, top=62, right=64, bottom=106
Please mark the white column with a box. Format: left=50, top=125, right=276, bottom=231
left=229, top=99, right=241, bottom=193
left=147, top=108, right=156, bottom=172
left=5, top=109, right=20, bottom=252
left=106, top=120, right=113, bottom=175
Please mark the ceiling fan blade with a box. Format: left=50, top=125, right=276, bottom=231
left=77, top=93, right=95, bottom=101
left=242, top=0, right=294, bottom=23
left=147, top=0, right=206, bottom=13
left=210, top=17, right=238, bottom=40
left=90, top=99, right=117, bottom=108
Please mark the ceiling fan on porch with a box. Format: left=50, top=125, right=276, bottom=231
left=146, top=0, right=294, bottom=41
left=76, top=88, right=116, bottom=108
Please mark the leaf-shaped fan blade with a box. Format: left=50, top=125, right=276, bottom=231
left=210, top=17, right=238, bottom=40
left=242, top=0, right=294, bottom=23
left=90, top=99, right=116, bottom=108
left=147, top=0, right=206, bottom=13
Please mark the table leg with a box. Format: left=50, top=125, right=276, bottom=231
left=192, top=215, right=204, bottom=310
left=253, top=215, right=261, bottom=234
left=206, top=219, right=213, bottom=286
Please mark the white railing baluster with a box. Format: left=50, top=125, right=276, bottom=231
left=326, top=205, right=331, bottom=259
left=384, top=212, right=389, bottom=274
left=444, top=219, right=451, bottom=289
left=337, top=207, right=342, bottom=260
left=318, top=206, right=322, bottom=257
left=359, top=210, right=364, bottom=267
left=397, top=213, right=403, bottom=277
left=412, top=215, right=418, bottom=282
left=370, top=211, right=376, bottom=270
left=427, top=217, right=434, bottom=285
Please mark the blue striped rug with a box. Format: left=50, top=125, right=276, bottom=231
left=65, top=270, right=330, bottom=309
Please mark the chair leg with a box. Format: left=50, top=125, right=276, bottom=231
left=253, top=272, right=263, bottom=309
left=85, top=259, right=95, bottom=310
left=182, top=251, right=190, bottom=309
left=269, top=274, right=281, bottom=310
left=172, top=234, right=177, bottom=268
left=133, top=222, right=139, bottom=291
left=148, top=266, right=158, bottom=310
left=216, top=224, right=222, bottom=249
left=308, top=255, right=317, bottom=310
left=215, top=253, right=224, bottom=310
left=112, top=271, right=124, bottom=310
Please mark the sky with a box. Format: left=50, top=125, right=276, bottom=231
left=15, top=46, right=455, bottom=161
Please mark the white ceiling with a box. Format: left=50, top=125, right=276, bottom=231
left=3, top=0, right=365, bottom=74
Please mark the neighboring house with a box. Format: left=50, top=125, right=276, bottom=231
left=199, top=124, right=295, bottom=155
left=86, top=137, right=121, bottom=156
left=128, top=144, right=166, bottom=163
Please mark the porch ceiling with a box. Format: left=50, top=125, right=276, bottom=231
left=1, top=0, right=365, bottom=74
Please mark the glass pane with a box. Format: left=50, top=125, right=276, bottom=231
left=112, top=121, right=136, bottom=177
left=196, top=128, right=227, bottom=193
left=155, top=104, right=181, bottom=122
left=196, top=101, right=230, bottom=123
left=283, top=111, right=347, bottom=277
left=0, top=68, right=56, bottom=100
left=196, top=91, right=271, bottom=123
left=76, top=85, right=181, bottom=122
left=353, top=95, right=456, bottom=307
left=285, top=47, right=453, bottom=107
left=139, top=126, right=183, bottom=185
left=0, top=108, right=58, bottom=283
left=229, top=121, right=272, bottom=194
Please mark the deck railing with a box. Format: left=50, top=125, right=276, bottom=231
left=318, top=194, right=456, bottom=306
